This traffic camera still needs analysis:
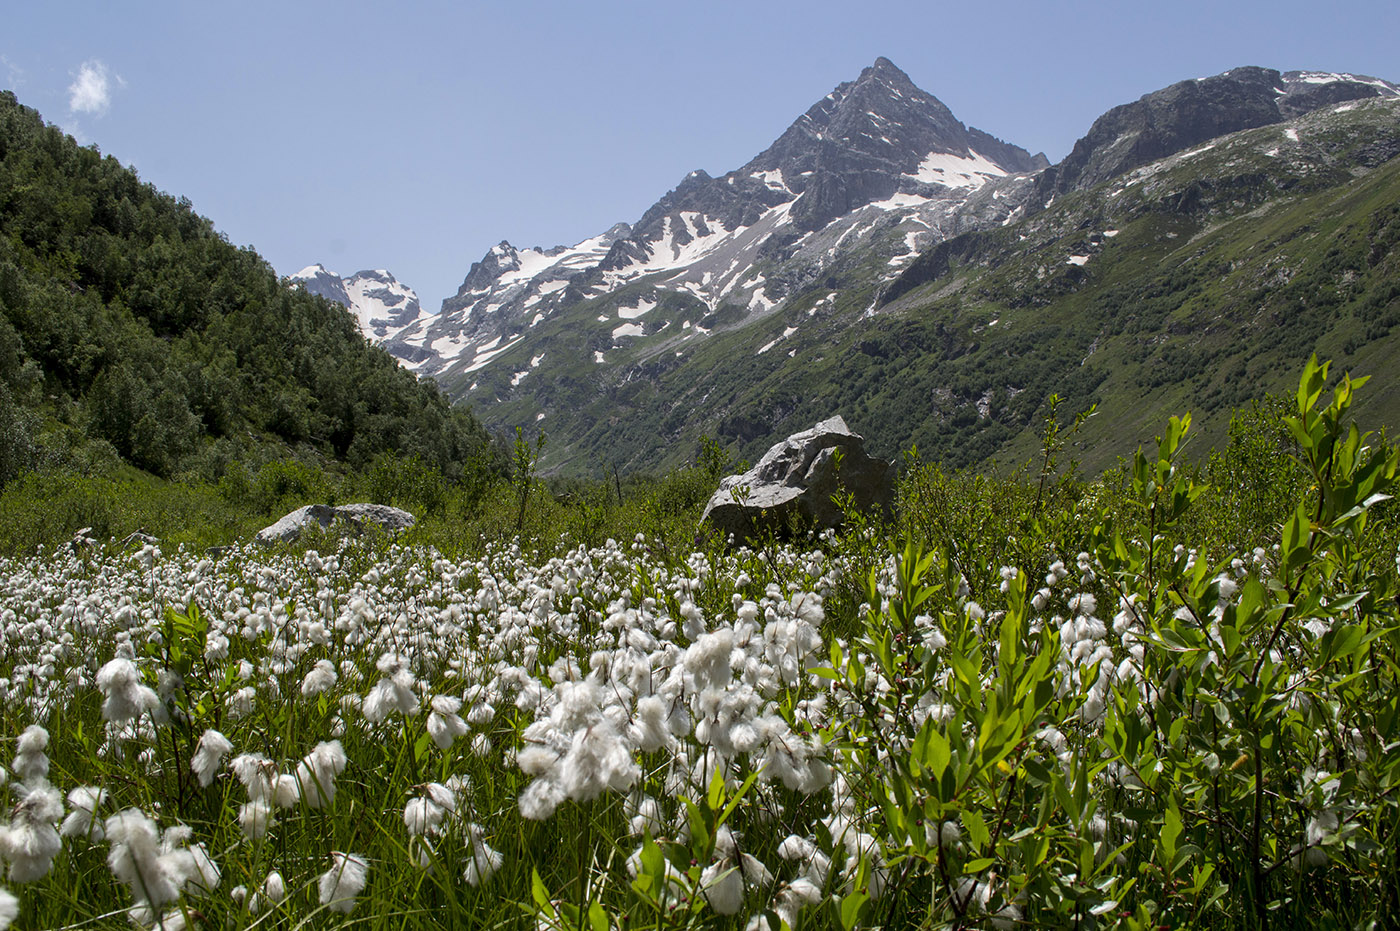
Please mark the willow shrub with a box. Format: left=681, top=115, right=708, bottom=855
left=811, top=357, right=1399, bottom=930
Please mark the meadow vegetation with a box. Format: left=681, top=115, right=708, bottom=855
left=1, top=357, right=1397, bottom=930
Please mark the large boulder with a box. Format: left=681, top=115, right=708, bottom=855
left=701, top=416, right=895, bottom=544
left=255, top=503, right=416, bottom=545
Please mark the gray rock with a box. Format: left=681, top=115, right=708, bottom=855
left=334, top=503, right=418, bottom=534
left=701, top=416, right=895, bottom=544
left=255, top=503, right=416, bottom=545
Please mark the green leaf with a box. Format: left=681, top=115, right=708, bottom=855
left=839, top=890, right=869, bottom=931
left=1160, top=800, right=1182, bottom=863
left=588, top=901, right=609, bottom=931
left=1324, top=591, right=1370, bottom=616
left=1021, top=755, right=1051, bottom=784
left=719, top=770, right=759, bottom=825
left=1296, top=354, right=1328, bottom=418
left=999, top=606, right=1021, bottom=669
left=707, top=762, right=726, bottom=812
left=531, top=869, right=555, bottom=915
left=414, top=729, right=433, bottom=764
left=961, top=809, right=991, bottom=850
left=1322, top=624, right=1366, bottom=663
left=924, top=726, right=951, bottom=780
left=1157, top=627, right=1199, bottom=652
left=950, top=649, right=978, bottom=688
left=684, top=798, right=710, bottom=854
left=640, top=834, right=665, bottom=879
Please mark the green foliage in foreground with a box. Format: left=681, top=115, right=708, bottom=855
left=0, top=356, right=1396, bottom=930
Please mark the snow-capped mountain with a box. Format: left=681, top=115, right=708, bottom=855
left=289, top=265, right=425, bottom=345
left=392, top=57, right=1047, bottom=380
left=309, top=59, right=1400, bottom=474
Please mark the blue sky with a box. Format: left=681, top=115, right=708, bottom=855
left=5, top=0, right=1397, bottom=309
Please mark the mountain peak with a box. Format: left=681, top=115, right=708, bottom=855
left=861, top=56, right=916, bottom=88
left=291, top=263, right=336, bottom=280
left=734, top=57, right=1042, bottom=230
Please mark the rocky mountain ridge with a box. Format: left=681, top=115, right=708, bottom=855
left=382, top=57, right=1049, bottom=381
left=1037, top=66, right=1400, bottom=199
left=292, top=60, right=1400, bottom=475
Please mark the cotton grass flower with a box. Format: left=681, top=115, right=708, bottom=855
left=272, top=774, right=301, bottom=809
left=229, top=753, right=275, bottom=801
left=247, top=868, right=287, bottom=915
left=747, top=877, right=824, bottom=931
left=426, top=695, right=468, bottom=750
left=778, top=834, right=831, bottom=886
left=300, top=659, right=338, bottom=696
left=60, top=786, right=108, bottom=841
left=238, top=800, right=276, bottom=840
left=226, top=685, right=257, bottom=720
left=105, top=809, right=179, bottom=912
left=262, top=868, right=287, bottom=904
left=190, top=729, right=233, bottom=788
left=403, top=796, right=447, bottom=837
left=363, top=653, right=419, bottom=723
left=0, top=782, right=63, bottom=882
left=626, top=793, right=665, bottom=837
left=158, top=827, right=221, bottom=896
left=318, top=851, right=368, bottom=913
left=462, top=822, right=504, bottom=886
left=10, top=726, right=50, bottom=783
left=629, top=695, right=674, bottom=753
left=96, top=658, right=162, bottom=723
left=701, top=827, right=773, bottom=916
left=556, top=720, right=639, bottom=803
left=294, top=740, right=347, bottom=808
left=0, top=888, right=17, bottom=930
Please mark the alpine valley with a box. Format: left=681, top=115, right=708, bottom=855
left=300, top=58, right=1400, bottom=475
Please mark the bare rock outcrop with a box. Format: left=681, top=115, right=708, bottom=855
left=701, top=416, right=894, bottom=544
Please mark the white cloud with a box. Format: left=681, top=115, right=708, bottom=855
left=1, top=55, right=23, bottom=89
left=68, top=60, right=115, bottom=114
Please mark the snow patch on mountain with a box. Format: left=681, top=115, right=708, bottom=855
left=463, top=334, right=526, bottom=373
left=1289, top=71, right=1400, bottom=93
left=618, top=299, right=657, bottom=320
left=905, top=150, right=1007, bottom=188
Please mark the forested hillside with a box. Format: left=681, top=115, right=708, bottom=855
left=0, top=91, right=494, bottom=489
